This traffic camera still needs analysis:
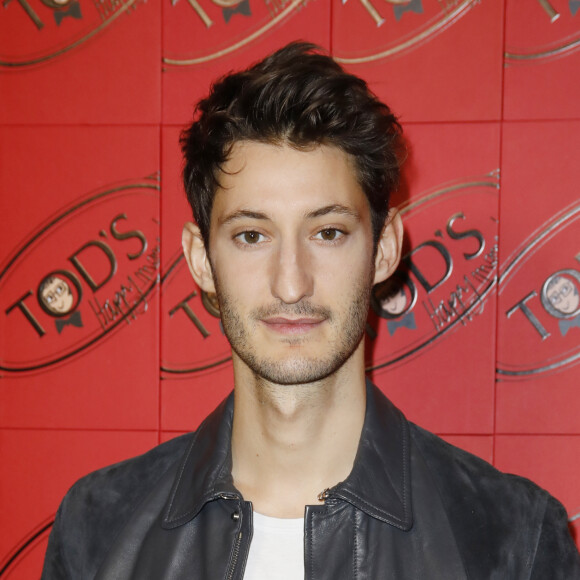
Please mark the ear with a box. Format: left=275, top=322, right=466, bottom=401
left=182, top=222, right=216, bottom=293
left=373, top=208, right=404, bottom=285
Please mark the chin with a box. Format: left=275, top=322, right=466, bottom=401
left=242, top=351, right=354, bottom=386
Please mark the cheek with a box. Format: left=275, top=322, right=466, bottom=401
left=314, top=263, right=373, bottom=311
left=314, top=250, right=373, bottom=290
left=213, top=258, right=265, bottom=303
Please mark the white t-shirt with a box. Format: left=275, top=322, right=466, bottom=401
left=243, top=511, right=304, bottom=579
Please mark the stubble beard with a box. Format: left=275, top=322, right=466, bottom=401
left=214, top=274, right=373, bottom=386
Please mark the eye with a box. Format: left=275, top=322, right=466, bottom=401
left=236, top=231, right=265, bottom=245
left=314, top=228, right=344, bottom=242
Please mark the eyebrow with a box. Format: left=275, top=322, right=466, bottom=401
left=220, top=210, right=269, bottom=226
left=220, top=204, right=361, bottom=226
left=305, top=204, right=361, bottom=221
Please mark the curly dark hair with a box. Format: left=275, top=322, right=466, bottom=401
left=181, top=42, right=404, bottom=249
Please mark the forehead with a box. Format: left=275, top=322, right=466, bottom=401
left=211, top=141, right=368, bottom=221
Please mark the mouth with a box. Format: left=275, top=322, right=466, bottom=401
left=261, top=316, right=325, bottom=335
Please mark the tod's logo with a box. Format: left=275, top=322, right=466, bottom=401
left=497, top=202, right=580, bottom=379
left=365, top=172, right=499, bottom=371
left=0, top=177, right=160, bottom=372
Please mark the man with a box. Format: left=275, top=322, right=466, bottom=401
left=42, top=43, right=580, bottom=579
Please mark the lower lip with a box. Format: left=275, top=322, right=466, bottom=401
left=262, top=319, right=324, bottom=335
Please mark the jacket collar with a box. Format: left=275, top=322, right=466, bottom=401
left=162, top=380, right=412, bottom=531
left=330, top=379, right=412, bottom=530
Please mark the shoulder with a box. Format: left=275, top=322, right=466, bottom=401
left=42, top=433, right=194, bottom=579
left=409, top=423, right=580, bottom=578
left=410, top=422, right=545, bottom=506
left=64, top=432, right=194, bottom=510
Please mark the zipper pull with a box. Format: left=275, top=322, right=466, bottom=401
left=317, top=488, right=331, bottom=502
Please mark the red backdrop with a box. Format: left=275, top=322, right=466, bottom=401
left=1, top=0, right=579, bottom=575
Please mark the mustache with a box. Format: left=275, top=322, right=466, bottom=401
left=253, top=302, right=332, bottom=320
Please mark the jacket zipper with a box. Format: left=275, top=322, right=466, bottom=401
left=221, top=494, right=243, bottom=580
left=226, top=531, right=243, bottom=580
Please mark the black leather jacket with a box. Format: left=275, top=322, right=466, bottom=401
left=42, top=382, right=580, bottom=579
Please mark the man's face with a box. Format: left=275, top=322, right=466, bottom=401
left=547, top=278, right=579, bottom=315
left=203, top=142, right=382, bottom=385
left=41, top=277, right=74, bottom=315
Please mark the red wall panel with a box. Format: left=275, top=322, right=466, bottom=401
left=370, top=122, right=500, bottom=434
left=0, top=126, right=161, bottom=430
left=1, top=0, right=580, bottom=574
left=160, top=125, right=236, bottom=430
left=504, top=0, right=580, bottom=120
left=0, top=0, right=161, bottom=124
left=496, top=120, right=580, bottom=434
left=333, top=0, right=504, bottom=122
left=162, top=0, right=331, bottom=124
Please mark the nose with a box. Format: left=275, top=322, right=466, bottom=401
left=270, top=240, right=314, bottom=304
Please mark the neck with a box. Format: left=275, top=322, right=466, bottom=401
left=230, top=343, right=367, bottom=518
